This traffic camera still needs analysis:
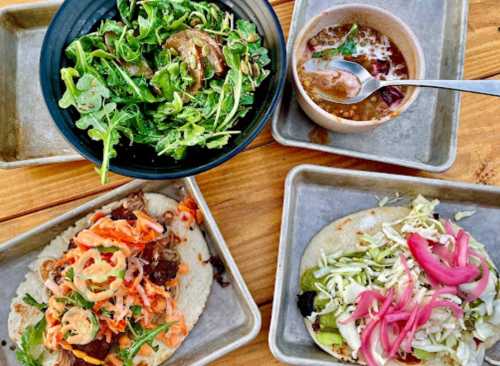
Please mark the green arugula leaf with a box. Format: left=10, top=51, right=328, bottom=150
left=117, top=0, right=136, bottom=26
left=118, top=323, right=173, bottom=366
left=58, top=0, right=270, bottom=182
left=59, top=71, right=110, bottom=114
left=76, top=103, right=135, bottom=184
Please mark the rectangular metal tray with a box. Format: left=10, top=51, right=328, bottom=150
left=272, top=0, right=469, bottom=172
left=269, top=164, right=500, bottom=365
left=0, top=0, right=82, bottom=169
left=0, top=178, right=261, bottom=365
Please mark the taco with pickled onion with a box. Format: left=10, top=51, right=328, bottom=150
left=298, top=196, right=500, bottom=366
left=8, top=192, right=213, bottom=366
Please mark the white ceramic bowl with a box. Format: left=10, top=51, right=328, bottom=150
left=292, top=4, right=426, bottom=133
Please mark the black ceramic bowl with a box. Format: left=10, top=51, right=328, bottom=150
left=40, top=0, right=286, bottom=180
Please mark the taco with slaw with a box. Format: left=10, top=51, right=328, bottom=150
left=8, top=192, right=213, bottom=366
left=298, top=196, right=500, bottom=366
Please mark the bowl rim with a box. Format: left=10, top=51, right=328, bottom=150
left=291, top=3, right=426, bottom=129
left=40, top=0, right=287, bottom=180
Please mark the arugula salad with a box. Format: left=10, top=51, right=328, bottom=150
left=58, top=0, right=271, bottom=183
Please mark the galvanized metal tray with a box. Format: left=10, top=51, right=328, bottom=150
left=0, top=178, right=261, bottom=365
left=0, top=0, right=82, bottom=169
left=272, top=0, right=469, bottom=172
left=269, top=164, right=500, bottom=365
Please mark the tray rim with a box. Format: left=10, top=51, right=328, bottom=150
left=271, top=0, right=469, bottom=173
left=0, top=0, right=83, bottom=170
left=0, top=177, right=261, bottom=366
left=269, top=163, right=500, bottom=365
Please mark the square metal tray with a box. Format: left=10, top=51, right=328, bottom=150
left=272, top=0, right=469, bottom=172
left=269, top=164, right=500, bottom=365
left=0, top=178, right=261, bottom=365
left=0, top=0, right=82, bottom=169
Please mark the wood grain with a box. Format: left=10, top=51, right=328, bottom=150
left=465, top=0, right=500, bottom=79
left=211, top=304, right=283, bottom=366
left=0, top=194, right=100, bottom=243
left=0, top=161, right=129, bottom=221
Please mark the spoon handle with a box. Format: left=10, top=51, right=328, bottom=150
left=380, top=79, right=500, bottom=97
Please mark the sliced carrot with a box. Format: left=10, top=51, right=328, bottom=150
left=90, top=211, right=106, bottom=224
left=151, top=297, right=167, bottom=313
left=138, top=344, right=153, bottom=357
left=105, top=353, right=123, bottom=366
left=118, top=335, right=131, bottom=349
left=178, top=262, right=189, bottom=275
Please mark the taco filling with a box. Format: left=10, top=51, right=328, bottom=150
left=298, top=196, right=500, bottom=366
left=10, top=193, right=212, bottom=366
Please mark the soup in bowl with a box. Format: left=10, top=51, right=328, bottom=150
left=292, top=5, right=425, bottom=133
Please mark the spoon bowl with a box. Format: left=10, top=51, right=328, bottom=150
left=308, top=59, right=500, bottom=105
left=303, top=59, right=379, bottom=104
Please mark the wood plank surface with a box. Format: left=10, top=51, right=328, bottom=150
left=0, top=0, right=500, bottom=365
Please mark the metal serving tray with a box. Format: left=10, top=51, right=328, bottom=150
left=269, top=164, right=500, bottom=365
left=0, top=0, right=82, bottom=169
left=272, top=0, right=469, bottom=172
left=0, top=178, right=261, bottom=365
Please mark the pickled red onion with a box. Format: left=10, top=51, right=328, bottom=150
left=388, top=306, right=419, bottom=358
left=385, top=311, right=411, bottom=323
left=361, top=289, right=394, bottom=366
left=444, top=220, right=455, bottom=236
left=380, top=318, right=391, bottom=354
left=408, top=233, right=479, bottom=286
left=431, top=243, right=454, bottom=266
left=340, top=290, right=385, bottom=324
left=454, top=230, right=470, bottom=267
left=465, top=255, right=490, bottom=302
left=417, top=300, right=463, bottom=327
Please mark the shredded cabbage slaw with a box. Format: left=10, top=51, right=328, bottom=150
left=300, top=196, right=500, bottom=366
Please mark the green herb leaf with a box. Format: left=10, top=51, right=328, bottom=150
left=312, top=23, right=358, bottom=58
left=131, top=305, right=142, bottom=317
left=65, top=267, right=75, bottom=282
left=101, top=308, right=113, bottom=318
left=97, top=246, right=120, bottom=253
left=57, top=292, right=94, bottom=310
left=22, top=294, right=47, bottom=312
left=15, top=318, right=46, bottom=366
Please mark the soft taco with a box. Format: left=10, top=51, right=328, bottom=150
left=9, top=192, right=213, bottom=366
left=298, top=196, right=500, bottom=366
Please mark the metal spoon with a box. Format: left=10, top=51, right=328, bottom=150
left=304, top=59, right=500, bottom=105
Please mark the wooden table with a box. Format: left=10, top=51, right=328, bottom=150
left=1, top=0, right=500, bottom=364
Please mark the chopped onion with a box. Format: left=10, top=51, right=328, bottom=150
left=44, top=278, right=63, bottom=297
left=396, top=254, right=413, bottom=310
left=136, top=283, right=150, bottom=307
